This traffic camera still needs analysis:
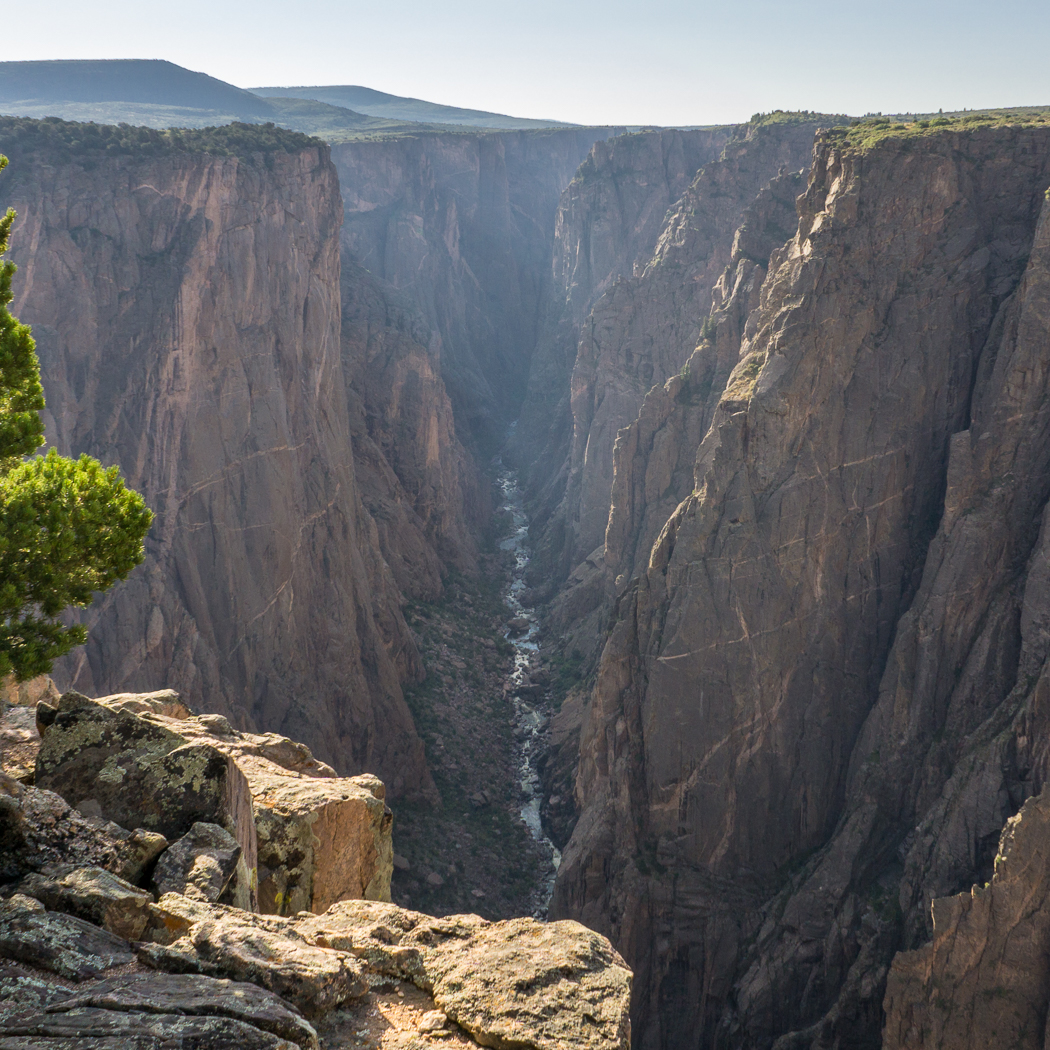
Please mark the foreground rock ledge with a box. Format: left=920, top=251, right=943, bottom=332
left=143, top=894, right=632, bottom=1050
left=33, top=690, right=393, bottom=914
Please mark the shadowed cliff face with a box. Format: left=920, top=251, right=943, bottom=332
left=523, top=120, right=831, bottom=603
left=510, top=129, right=730, bottom=560
left=550, top=124, right=1050, bottom=1048
left=1, top=140, right=434, bottom=799
left=341, top=259, right=485, bottom=603
left=331, top=128, right=619, bottom=453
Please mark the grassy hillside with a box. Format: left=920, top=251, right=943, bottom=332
left=0, top=59, right=271, bottom=115
left=250, top=84, right=574, bottom=129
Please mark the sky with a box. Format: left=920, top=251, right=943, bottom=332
left=14, top=0, right=1050, bottom=126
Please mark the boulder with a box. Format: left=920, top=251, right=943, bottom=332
left=34, top=691, right=394, bottom=914
left=34, top=692, right=256, bottom=909
left=297, top=899, right=632, bottom=1049
left=18, top=866, right=152, bottom=940
left=152, top=822, right=242, bottom=904
left=0, top=785, right=166, bottom=885
left=0, top=705, right=40, bottom=784
left=0, top=896, right=134, bottom=980
left=252, top=769, right=392, bottom=916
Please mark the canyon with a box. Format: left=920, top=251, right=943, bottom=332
left=4, top=103, right=1050, bottom=1050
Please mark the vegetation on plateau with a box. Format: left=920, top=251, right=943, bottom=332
left=0, top=155, right=152, bottom=680
left=826, top=107, right=1050, bottom=152
left=0, top=116, right=320, bottom=166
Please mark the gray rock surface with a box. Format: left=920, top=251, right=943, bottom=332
left=137, top=912, right=369, bottom=1019
left=151, top=823, right=241, bottom=903
left=18, top=866, right=152, bottom=940
left=0, top=896, right=133, bottom=980
left=48, top=972, right=318, bottom=1050
left=34, top=691, right=257, bottom=909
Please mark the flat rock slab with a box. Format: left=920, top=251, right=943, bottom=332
left=49, top=972, right=317, bottom=1050
left=138, top=911, right=368, bottom=1019
left=19, top=866, right=152, bottom=940
left=0, top=1007, right=298, bottom=1048
left=0, top=968, right=73, bottom=1016
left=0, top=899, right=133, bottom=981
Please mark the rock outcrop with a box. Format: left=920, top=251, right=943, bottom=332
left=0, top=118, right=431, bottom=797
left=32, top=689, right=393, bottom=915
left=0, top=699, right=633, bottom=1050
left=551, top=120, right=1050, bottom=1048
left=882, top=789, right=1050, bottom=1050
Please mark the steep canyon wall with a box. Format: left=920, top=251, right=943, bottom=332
left=549, top=121, right=1050, bottom=1049
left=0, top=121, right=433, bottom=798
left=331, top=128, right=620, bottom=451
left=521, top=118, right=832, bottom=604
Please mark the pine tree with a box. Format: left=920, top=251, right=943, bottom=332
left=0, top=155, right=152, bottom=680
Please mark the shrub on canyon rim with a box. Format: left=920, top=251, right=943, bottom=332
left=0, top=154, right=152, bottom=680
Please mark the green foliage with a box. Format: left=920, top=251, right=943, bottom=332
left=0, top=116, right=319, bottom=167
left=0, top=161, right=44, bottom=468
left=0, top=156, right=152, bottom=680
left=825, top=107, right=1050, bottom=153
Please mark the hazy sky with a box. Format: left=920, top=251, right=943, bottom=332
left=15, top=0, right=1050, bottom=126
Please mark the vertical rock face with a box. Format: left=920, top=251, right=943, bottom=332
left=341, top=259, right=483, bottom=603
left=511, top=128, right=730, bottom=562
left=882, top=789, right=1050, bottom=1050
left=604, top=169, right=807, bottom=593
left=529, top=118, right=832, bottom=594
left=551, top=124, right=1050, bottom=1048
left=0, top=125, right=431, bottom=798
left=332, top=128, right=618, bottom=451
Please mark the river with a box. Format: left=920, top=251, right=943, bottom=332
left=495, top=463, right=562, bottom=917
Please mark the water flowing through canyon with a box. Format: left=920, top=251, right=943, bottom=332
left=495, top=462, right=562, bottom=916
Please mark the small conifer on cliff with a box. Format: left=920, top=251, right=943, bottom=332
left=0, top=154, right=152, bottom=680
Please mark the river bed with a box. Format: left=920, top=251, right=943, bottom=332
left=495, top=464, right=561, bottom=916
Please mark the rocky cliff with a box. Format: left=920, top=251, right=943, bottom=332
left=0, top=118, right=432, bottom=798
left=0, top=687, right=633, bottom=1050
left=510, top=128, right=730, bottom=566
left=550, top=119, right=1050, bottom=1048
left=331, top=128, right=620, bottom=451
left=341, top=259, right=482, bottom=602
left=523, top=117, right=834, bottom=611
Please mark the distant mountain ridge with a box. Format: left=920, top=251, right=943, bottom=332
left=0, top=59, right=272, bottom=115
left=0, top=59, right=576, bottom=137
left=250, top=84, right=575, bottom=129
